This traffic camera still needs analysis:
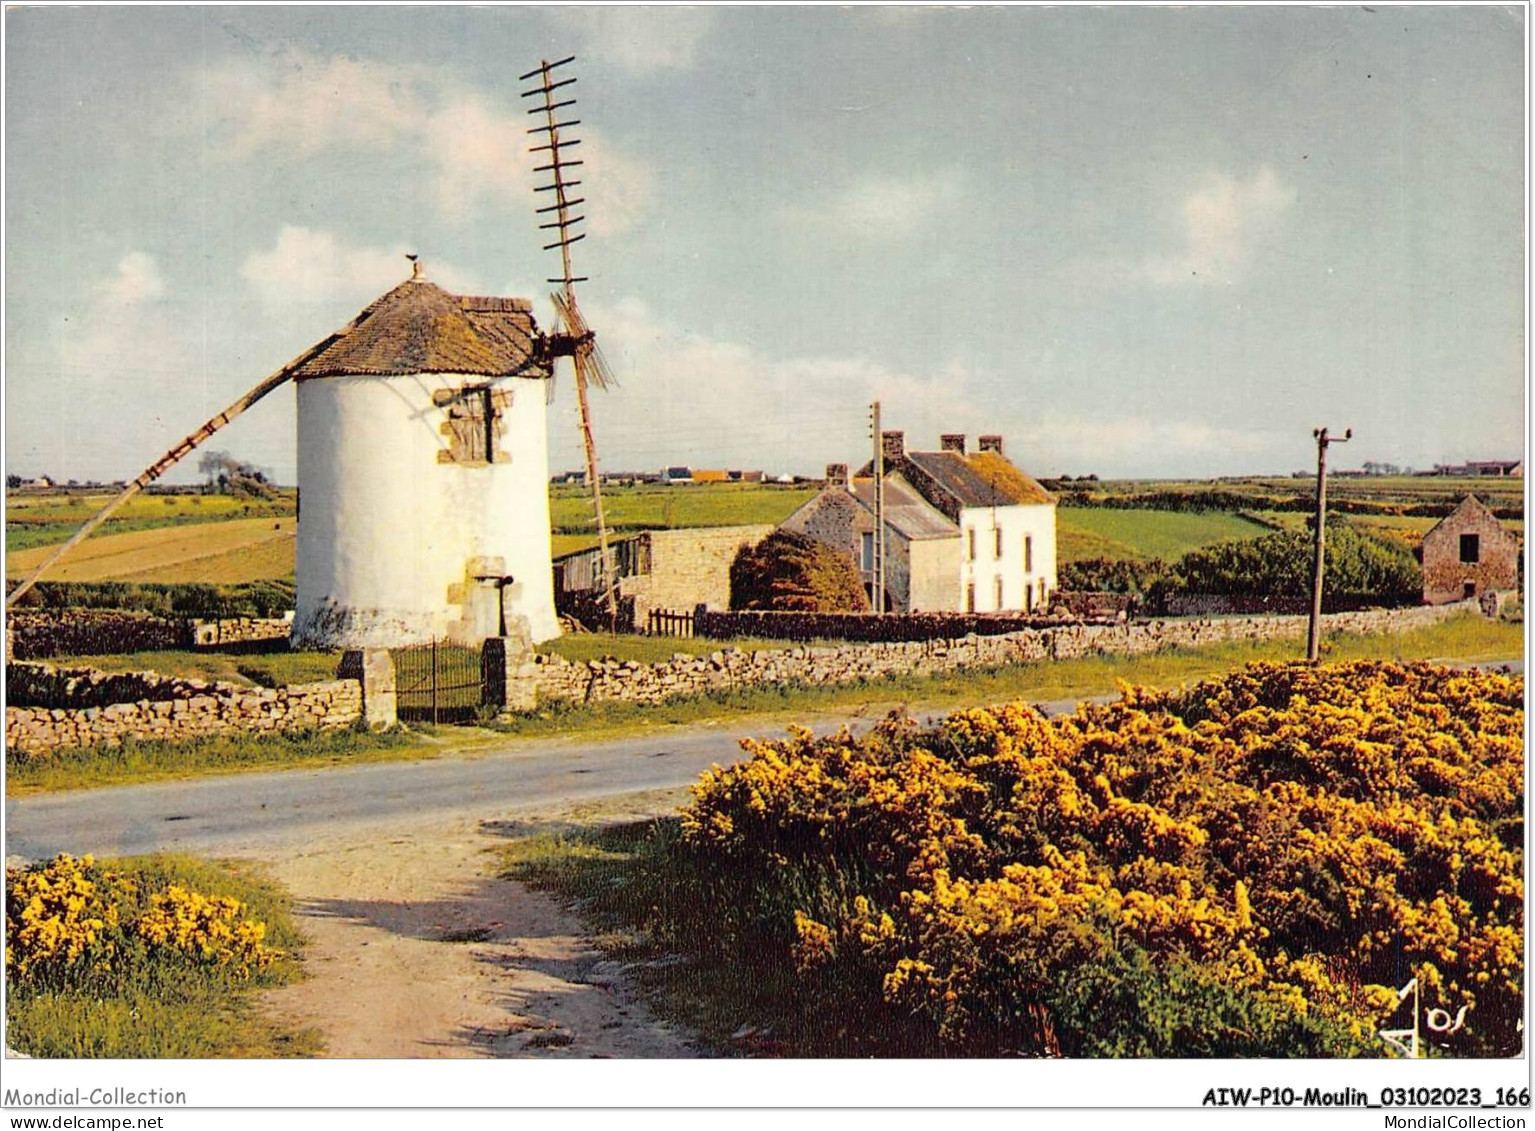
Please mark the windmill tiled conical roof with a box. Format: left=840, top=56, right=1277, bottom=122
left=292, top=277, right=549, bottom=380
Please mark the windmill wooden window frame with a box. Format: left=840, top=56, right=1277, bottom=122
left=435, top=385, right=513, bottom=466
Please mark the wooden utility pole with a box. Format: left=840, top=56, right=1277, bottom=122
left=870, top=402, right=886, bottom=614
left=1307, top=426, right=1352, bottom=662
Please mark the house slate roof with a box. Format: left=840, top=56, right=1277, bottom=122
left=904, top=450, right=1056, bottom=509
left=291, top=278, right=549, bottom=381
left=850, top=477, right=960, bottom=541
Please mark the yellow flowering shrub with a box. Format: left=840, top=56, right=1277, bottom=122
left=4, top=855, right=124, bottom=979
left=681, top=660, right=1523, bottom=1056
left=6, top=854, right=279, bottom=986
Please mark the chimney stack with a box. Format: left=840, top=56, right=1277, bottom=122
left=825, top=462, right=849, bottom=489
left=978, top=434, right=1004, bottom=455
left=940, top=433, right=967, bottom=455
left=881, top=430, right=905, bottom=462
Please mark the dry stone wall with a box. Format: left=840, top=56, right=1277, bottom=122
left=520, top=600, right=1480, bottom=711
left=5, top=662, right=361, bottom=758
left=6, top=610, right=191, bottom=660
left=7, top=610, right=292, bottom=660
left=696, top=607, right=1108, bottom=642
left=189, top=617, right=292, bottom=648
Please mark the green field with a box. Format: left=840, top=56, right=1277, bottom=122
left=1057, top=475, right=1523, bottom=512
left=549, top=483, right=816, bottom=537
left=6, top=490, right=294, bottom=554
left=1056, top=508, right=1269, bottom=563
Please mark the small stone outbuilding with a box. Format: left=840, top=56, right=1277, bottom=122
left=1419, top=495, right=1520, bottom=604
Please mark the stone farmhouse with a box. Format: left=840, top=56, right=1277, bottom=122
left=780, top=464, right=961, bottom=612
left=783, top=431, right=1057, bottom=614
left=1419, top=495, right=1521, bottom=605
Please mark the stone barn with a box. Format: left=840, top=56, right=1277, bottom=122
left=552, top=524, right=775, bottom=630
left=1419, top=495, right=1520, bottom=604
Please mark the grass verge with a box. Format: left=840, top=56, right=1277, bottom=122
left=6, top=726, right=431, bottom=797
left=47, top=648, right=344, bottom=688
left=502, top=818, right=782, bottom=1055
left=5, top=853, right=320, bottom=1058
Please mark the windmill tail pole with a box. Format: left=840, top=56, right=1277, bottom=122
left=6, top=327, right=355, bottom=610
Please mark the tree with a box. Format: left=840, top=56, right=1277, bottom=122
left=197, top=450, right=277, bottom=499
left=730, top=531, right=871, bottom=612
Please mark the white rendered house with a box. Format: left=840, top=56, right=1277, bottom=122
left=290, top=271, right=561, bottom=648
left=869, top=432, right=1057, bottom=613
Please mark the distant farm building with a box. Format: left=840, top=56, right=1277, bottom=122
left=1419, top=495, right=1520, bottom=605
left=865, top=432, right=1058, bottom=614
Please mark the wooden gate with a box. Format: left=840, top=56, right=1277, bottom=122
left=392, top=639, right=483, bottom=724
left=646, top=608, right=694, bottom=638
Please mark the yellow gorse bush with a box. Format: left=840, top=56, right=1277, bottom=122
left=5, top=854, right=279, bottom=984
left=682, top=660, right=1524, bottom=1056
left=5, top=855, right=121, bottom=979
left=134, top=886, right=274, bottom=977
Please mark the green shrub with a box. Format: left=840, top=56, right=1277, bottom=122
left=7, top=579, right=295, bottom=618
left=1160, top=522, right=1420, bottom=603
left=729, top=531, right=870, bottom=612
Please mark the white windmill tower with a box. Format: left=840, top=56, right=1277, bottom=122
left=286, top=260, right=564, bottom=647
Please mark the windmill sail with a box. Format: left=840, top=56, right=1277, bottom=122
left=5, top=317, right=367, bottom=610
left=521, top=55, right=619, bottom=627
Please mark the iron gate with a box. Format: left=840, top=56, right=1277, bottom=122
left=392, top=639, right=484, bottom=724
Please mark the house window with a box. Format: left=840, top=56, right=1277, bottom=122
left=994, top=577, right=1003, bottom=609
left=1039, top=578, right=1048, bottom=608
left=967, top=528, right=976, bottom=561
left=1025, top=584, right=1034, bottom=613
left=966, top=582, right=976, bottom=613
left=1024, top=534, right=1033, bottom=574
left=861, top=532, right=875, bottom=571
left=994, top=527, right=1003, bottom=559
left=436, top=385, right=510, bottom=465
left=1459, top=533, right=1481, bottom=564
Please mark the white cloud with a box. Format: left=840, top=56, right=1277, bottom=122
left=544, top=296, right=985, bottom=475
left=195, top=49, right=653, bottom=233
left=100, top=251, right=166, bottom=304
left=1019, top=410, right=1286, bottom=476
left=240, top=226, right=485, bottom=310
left=781, top=168, right=968, bottom=242
left=549, top=7, right=716, bottom=73
left=1072, top=166, right=1296, bottom=287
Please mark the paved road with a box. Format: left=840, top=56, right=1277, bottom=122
left=6, top=656, right=1518, bottom=862
left=4, top=710, right=931, bottom=860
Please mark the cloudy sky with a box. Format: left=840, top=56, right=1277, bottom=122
left=4, top=5, right=1524, bottom=483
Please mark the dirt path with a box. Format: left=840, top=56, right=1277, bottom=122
left=257, top=810, right=699, bottom=1059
